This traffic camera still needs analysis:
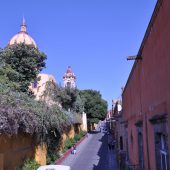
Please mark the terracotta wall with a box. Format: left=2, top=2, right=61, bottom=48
left=0, top=134, right=48, bottom=170
left=60, top=125, right=81, bottom=151
left=122, top=0, right=170, bottom=169
left=35, top=143, right=47, bottom=166
left=0, top=134, right=34, bottom=170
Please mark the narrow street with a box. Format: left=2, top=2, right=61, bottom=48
left=61, top=130, right=118, bottom=170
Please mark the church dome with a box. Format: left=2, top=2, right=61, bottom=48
left=8, top=18, right=37, bottom=48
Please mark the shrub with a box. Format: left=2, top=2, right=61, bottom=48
left=74, top=133, right=81, bottom=142
left=63, top=137, right=76, bottom=151
left=64, top=139, right=72, bottom=150
left=79, top=130, right=87, bottom=137
left=74, top=130, right=87, bottom=142
left=46, top=153, right=60, bottom=165
left=19, top=159, right=39, bottom=170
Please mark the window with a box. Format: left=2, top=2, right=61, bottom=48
left=33, top=80, right=37, bottom=88
left=155, top=133, right=168, bottom=170
left=160, top=134, right=168, bottom=170
left=138, top=132, right=144, bottom=170
left=120, top=136, right=123, bottom=150
left=149, top=113, right=169, bottom=170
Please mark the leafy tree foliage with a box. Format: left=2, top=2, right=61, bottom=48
left=43, top=81, right=82, bottom=123
left=59, top=87, right=78, bottom=111
left=43, top=81, right=79, bottom=111
left=0, top=82, right=72, bottom=139
left=0, top=46, right=72, bottom=141
left=80, top=90, right=108, bottom=124
left=73, top=94, right=84, bottom=113
left=1, top=43, right=46, bottom=93
left=0, top=52, right=21, bottom=91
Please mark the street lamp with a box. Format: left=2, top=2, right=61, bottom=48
left=127, top=55, right=142, bottom=60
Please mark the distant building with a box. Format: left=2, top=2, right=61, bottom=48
left=63, top=66, right=76, bottom=88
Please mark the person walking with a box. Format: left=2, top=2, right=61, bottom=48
left=73, top=144, right=77, bottom=154
left=71, top=146, right=74, bottom=154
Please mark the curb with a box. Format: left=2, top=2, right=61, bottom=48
left=55, top=135, right=87, bottom=165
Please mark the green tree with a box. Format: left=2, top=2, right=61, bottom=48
left=61, top=87, right=78, bottom=111
left=73, top=94, right=84, bottom=113
left=44, top=81, right=79, bottom=111
left=1, top=43, right=46, bottom=93
left=80, top=90, right=108, bottom=124
left=0, top=50, right=20, bottom=91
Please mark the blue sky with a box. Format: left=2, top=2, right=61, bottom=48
left=0, top=0, right=157, bottom=109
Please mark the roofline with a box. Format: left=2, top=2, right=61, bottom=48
left=123, top=0, right=163, bottom=95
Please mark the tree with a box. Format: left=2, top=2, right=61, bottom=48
left=73, top=94, right=84, bottom=113
left=1, top=43, right=46, bottom=93
left=43, top=81, right=79, bottom=111
left=80, top=90, right=108, bottom=124
left=0, top=50, right=20, bottom=91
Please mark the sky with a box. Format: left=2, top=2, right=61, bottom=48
left=0, top=0, right=157, bottom=109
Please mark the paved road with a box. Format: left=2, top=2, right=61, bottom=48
left=61, top=131, right=118, bottom=170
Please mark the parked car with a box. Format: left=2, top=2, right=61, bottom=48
left=37, top=165, right=70, bottom=170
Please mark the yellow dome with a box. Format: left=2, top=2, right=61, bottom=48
left=8, top=18, right=37, bottom=48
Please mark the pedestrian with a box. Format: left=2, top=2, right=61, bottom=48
left=71, top=146, right=74, bottom=154
left=73, top=144, right=77, bottom=154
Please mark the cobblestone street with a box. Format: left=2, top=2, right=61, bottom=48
left=61, top=131, right=118, bottom=170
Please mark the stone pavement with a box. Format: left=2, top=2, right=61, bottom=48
left=60, top=131, right=118, bottom=170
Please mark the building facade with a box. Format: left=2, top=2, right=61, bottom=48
left=121, top=0, right=170, bottom=170
left=30, top=73, right=57, bottom=103
left=63, top=66, right=76, bottom=88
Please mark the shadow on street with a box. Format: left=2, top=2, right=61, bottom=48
left=92, top=133, right=109, bottom=170
left=88, top=130, right=101, bottom=134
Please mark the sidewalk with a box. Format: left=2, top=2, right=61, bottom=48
left=107, top=133, right=118, bottom=170
left=108, top=149, right=118, bottom=170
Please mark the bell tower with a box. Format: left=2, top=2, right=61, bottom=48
left=63, top=66, right=76, bottom=88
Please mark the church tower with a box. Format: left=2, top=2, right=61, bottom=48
left=63, top=66, right=76, bottom=88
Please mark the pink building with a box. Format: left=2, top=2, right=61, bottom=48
left=120, top=0, right=170, bottom=170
